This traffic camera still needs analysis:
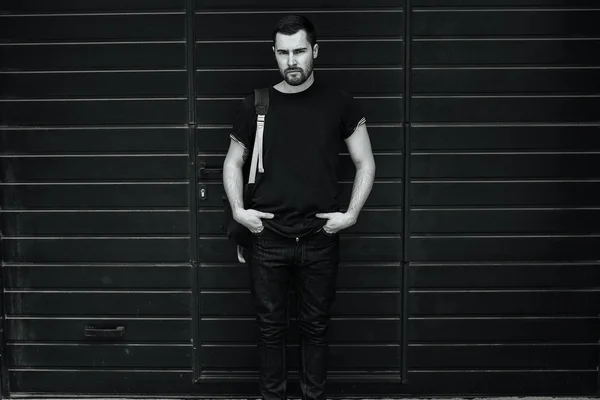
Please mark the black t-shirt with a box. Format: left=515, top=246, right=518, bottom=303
left=230, top=80, right=365, bottom=238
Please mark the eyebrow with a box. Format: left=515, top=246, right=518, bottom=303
left=276, top=47, right=308, bottom=52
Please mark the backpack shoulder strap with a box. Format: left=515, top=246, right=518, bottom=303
left=254, top=87, right=269, bottom=116
left=248, top=88, right=269, bottom=183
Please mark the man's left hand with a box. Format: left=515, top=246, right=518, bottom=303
left=315, top=212, right=357, bottom=235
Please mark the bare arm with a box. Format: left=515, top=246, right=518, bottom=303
left=222, top=138, right=248, bottom=215
left=316, top=123, right=376, bottom=232
left=223, top=138, right=273, bottom=232
left=345, top=123, right=376, bottom=222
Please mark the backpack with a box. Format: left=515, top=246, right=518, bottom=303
left=222, top=88, right=269, bottom=259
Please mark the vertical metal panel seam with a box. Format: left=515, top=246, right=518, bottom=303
left=400, top=0, right=412, bottom=385
left=186, top=0, right=202, bottom=382
left=0, top=139, right=9, bottom=396
left=597, top=325, right=600, bottom=396
left=186, top=0, right=197, bottom=126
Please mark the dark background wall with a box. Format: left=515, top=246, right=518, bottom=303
left=406, top=0, right=600, bottom=396
left=0, top=0, right=599, bottom=397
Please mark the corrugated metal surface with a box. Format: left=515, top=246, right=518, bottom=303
left=0, top=0, right=194, bottom=396
left=407, top=0, right=600, bottom=396
left=0, top=0, right=598, bottom=397
left=192, top=0, right=406, bottom=391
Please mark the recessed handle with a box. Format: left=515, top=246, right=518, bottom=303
left=199, top=162, right=222, bottom=175
left=85, top=325, right=125, bottom=338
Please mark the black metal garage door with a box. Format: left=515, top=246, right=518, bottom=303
left=192, top=1, right=405, bottom=393
left=0, top=0, right=598, bottom=397
left=406, top=0, right=600, bottom=396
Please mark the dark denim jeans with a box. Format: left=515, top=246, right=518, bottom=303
left=248, top=227, right=340, bottom=400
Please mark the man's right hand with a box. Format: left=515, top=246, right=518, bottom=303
left=234, top=209, right=274, bottom=234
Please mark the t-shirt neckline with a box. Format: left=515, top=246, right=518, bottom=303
left=271, top=80, right=319, bottom=97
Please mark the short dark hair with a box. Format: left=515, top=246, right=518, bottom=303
left=272, top=15, right=317, bottom=48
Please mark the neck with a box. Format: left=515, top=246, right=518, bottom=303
left=275, top=72, right=315, bottom=93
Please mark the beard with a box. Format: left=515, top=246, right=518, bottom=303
left=281, top=62, right=313, bottom=86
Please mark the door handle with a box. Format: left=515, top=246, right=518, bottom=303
left=199, top=162, right=222, bottom=176
left=84, top=325, right=125, bottom=338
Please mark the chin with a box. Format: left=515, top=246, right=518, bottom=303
left=285, top=75, right=308, bottom=86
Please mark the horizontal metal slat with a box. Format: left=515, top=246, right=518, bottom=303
left=195, top=11, right=402, bottom=40
left=197, top=209, right=403, bottom=235
left=1, top=183, right=188, bottom=209
left=7, top=370, right=597, bottom=395
left=194, top=181, right=403, bottom=209
left=408, top=344, right=597, bottom=369
left=4, top=265, right=191, bottom=289
left=7, top=342, right=401, bottom=371
left=411, top=153, right=600, bottom=179
left=408, top=317, right=599, bottom=343
left=198, top=236, right=403, bottom=263
left=197, top=97, right=403, bottom=124
left=6, top=318, right=191, bottom=342
left=196, top=41, right=404, bottom=68
left=412, top=39, right=600, bottom=66
left=410, top=209, right=600, bottom=235
left=5, top=292, right=191, bottom=317
left=195, top=0, right=401, bottom=9
left=8, top=344, right=192, bottom=368
left=199, top=344, right=400, bottom=370
left=198, top=263, right=401, bottom=289
left=2, top=263, right=401, bottom=290
left=0, top=14, right=185, bottom=42
left=1, top=99, right=188, bottom=126
left=2, top=212, right=190, bottom=236
left=411, top=181, right=600, bottom=207
left=197, top=125, right=404, bottom=153
left=0, top=127, right=187, bottom=154
left=409, top=290, right=600, bottom=316
left=411, top=96, right=599, bottom=123
left=409, top=263, right=600, bottom=288
left=0, top=43, right=186, bottom=71
left=0, top=71, right=187, bottom=98
left=197, top=154, right=403, bottom=181
left=410, top=236, right=600, bottom=262
left=196, top=69, right=403, bottom=96
left=413, top=0, right=600, bottom=6
left=2, top=238, right=190, bottom=263
left=199, top=318, right=400, bottom=343
left=412, top=68, right=600, bottom=95
left=2, top=0, right=186, bottom=13
left=413, top=10, right=599, bottom=37
left=410, top=125, right=600, bottom=152
left=1, top=156, right=188, bottom=182
left=198, top=291, right=401, bottom=317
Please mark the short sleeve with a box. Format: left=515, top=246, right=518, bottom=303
left=230, top=95, right=255, bottom=150
left=340, top=91, right=366, bottom=140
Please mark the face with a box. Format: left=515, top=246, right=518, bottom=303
left=273, top=30, right=319, bottom=86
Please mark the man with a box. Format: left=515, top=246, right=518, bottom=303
left=222, top=14, right=376, bottom=400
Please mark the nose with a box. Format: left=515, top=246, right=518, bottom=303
left=287, top=53, right=297, bottom=67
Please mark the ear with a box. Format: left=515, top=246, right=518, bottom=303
left=313, top=43, right=319, bottom=59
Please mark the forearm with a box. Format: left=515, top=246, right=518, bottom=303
left=346, top=162, right=376, bottom=222
left=223, top=161, right=245, bottom=215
